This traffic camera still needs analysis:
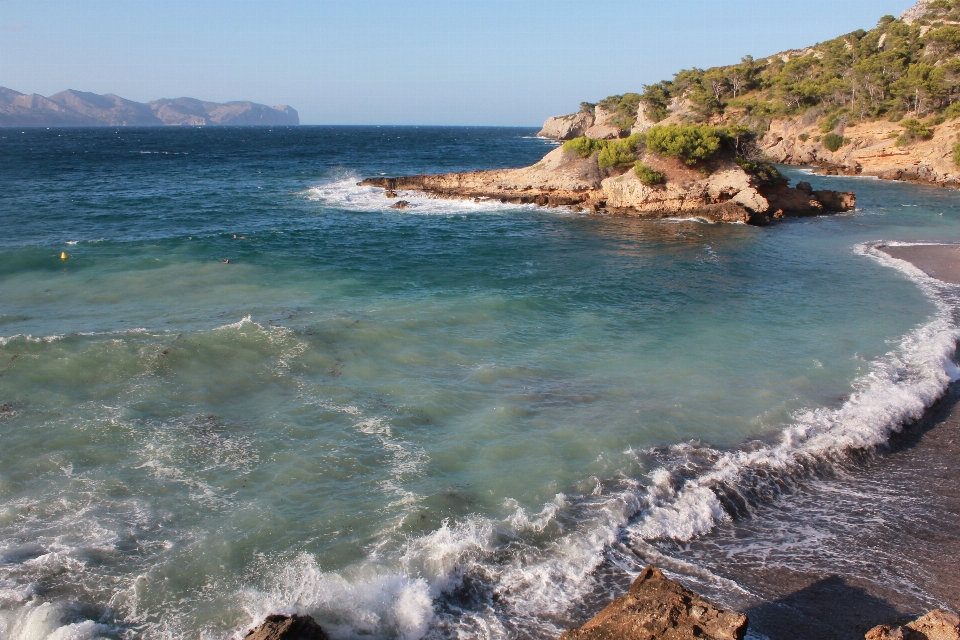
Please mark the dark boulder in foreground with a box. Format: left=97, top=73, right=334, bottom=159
left=866, top=609, right=960, bottom=640
left=246, top=614, right=329, bottom=640
left=559, top=566, right=748, bottom=640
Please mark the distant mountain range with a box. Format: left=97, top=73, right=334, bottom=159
left=0, top=88, right=299, bottom=127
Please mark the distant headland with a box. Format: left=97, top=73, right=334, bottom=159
left=0, top=87, right=298, bottom=127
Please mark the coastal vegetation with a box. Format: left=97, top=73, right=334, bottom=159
left=615, top=3, right=960, bottom=136
left=563, top=124, right=782, bottom=184
left=633, top=162, right=665, bottom=185
left=822, top=133, right=849, bottom=151
left=645, top=124, right=721, bottom=166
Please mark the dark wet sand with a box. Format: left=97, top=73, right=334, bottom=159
left=656, top=244, right=960, bottom=639
left=567, top=244, right=960, bottom=640
left=882, top=244, right=960, bottom=285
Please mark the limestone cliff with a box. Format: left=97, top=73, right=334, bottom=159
left=759, top=116, right=960, bottom=186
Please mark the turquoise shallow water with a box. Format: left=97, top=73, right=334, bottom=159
left=1, top=127, right=960, bottom=639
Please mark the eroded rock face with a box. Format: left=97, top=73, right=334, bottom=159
left=537, top=111, right=595, bottom=140
left=559, top=566, right=748, bottom=640
left=759, top=117, right=960, bottom=188
left=246, top=614, right=329, bottom=640
left=866, top=610, right=960, bottom=640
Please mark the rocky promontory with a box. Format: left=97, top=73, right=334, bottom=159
left=361, top=128, right=854, bottom=226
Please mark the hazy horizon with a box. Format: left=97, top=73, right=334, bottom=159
left=2, top=0, right=916, bottom=126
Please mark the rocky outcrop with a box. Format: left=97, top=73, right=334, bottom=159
left=759, top=115, right=960, bottom=188
left=538, top=105, right=625, bottom=141
left=246, top=614, right=329, bottom=640
left=559, top=566, right=747, bottom=640
left=0, top=86, right=299, bottom=127
left=583, top=106, right=622, bottom=140
left=901, top=0, right=940, bottom=25
left=866, top=610, right=960, bottom=640
left=360, top=146, right=855, bottom=226
left=538, top=111, right=595, bottom=140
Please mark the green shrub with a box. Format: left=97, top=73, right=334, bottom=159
left=946, top=103, right=960, bottom=119
left=563, top=137, right=602, bottom=158
left=597, top=134, right=646, bottom=170
left=820, top=112, right=842, bottom=133
left=645, top=124, right=722, bottom=166
left=735, top=156, right=782, bottom=184
left=634, top=162, right=665, bottom=185
left=610, top=115, right=637, bottom=135
left=798, top=133, right=810, bottom=142
left=598, top=141, right=636, bottom=170
left=889, top=111, right=906, bottom=123
left=953, top=140, right=960, bottom=167
left=822, top=133, right=847, bottom=151
left=933, top=115, right=947, bottom=125
left=901, top=118, right=934, bottom=140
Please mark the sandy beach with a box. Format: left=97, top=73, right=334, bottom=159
left=717, top=243, right=960, bottom=639
left=881, top=244, right=960, bottom=285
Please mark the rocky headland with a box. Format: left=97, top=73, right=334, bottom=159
left=535, top=0, right=960, bottom=190
left=0, top=87, right=298, bottom=127
left=360, top=136, right=854, bottom=226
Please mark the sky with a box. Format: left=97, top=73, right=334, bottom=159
left=0, top=0, right=918, bottom=126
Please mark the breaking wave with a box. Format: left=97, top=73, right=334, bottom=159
left=303, top=178, right=539, bottom=217
left=230, top=240, right=960, bottom=639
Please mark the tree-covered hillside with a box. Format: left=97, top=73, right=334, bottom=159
left=598, top=1, right=960, bottom=129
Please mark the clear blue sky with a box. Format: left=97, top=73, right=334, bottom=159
left=0, top=0, right=916, bottom=125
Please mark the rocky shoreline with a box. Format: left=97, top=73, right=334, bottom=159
left=245, top=567, right=959, bottom=640
left=539, top=102, right=960, bottom=191
left=359, top=144, right=855, bottom=227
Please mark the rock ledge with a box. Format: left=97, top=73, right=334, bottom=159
left=245, top=614, right=329, bottom=640
left=559, top=566, right=748, bottom=640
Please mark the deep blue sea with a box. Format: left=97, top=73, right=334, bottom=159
left=1, top=126, right=959, bottom=640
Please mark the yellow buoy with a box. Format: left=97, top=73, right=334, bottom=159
left=60, top=252, right=68, bottom=260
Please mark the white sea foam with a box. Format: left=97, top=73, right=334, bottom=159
left=0, top=602, right=113, bottom=640
left=239, top=554, right=437, bottom=640
left=0, top=334, right=64, bottom=346
left=213, top=315, right=256, bottom=331
left=304, top=178, right=538, bottom=216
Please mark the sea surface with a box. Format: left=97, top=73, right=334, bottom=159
left=1, top=126, right=959, bottom=640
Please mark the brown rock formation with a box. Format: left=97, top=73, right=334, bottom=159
left=758, top=116, right=960, bottom=188
left=559, top=566, right=748, bottom=640
left=246, top=614, right=329, bottom=640
left=360, top=146, right=855, bottom=226
left=537, top=111, right=595, bottom=140
left=866, top=610, right=960, bottom=640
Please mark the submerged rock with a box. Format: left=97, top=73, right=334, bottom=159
left=246, top=614, right=329, bottom=640
left=390, top=200, right=410, bottom=209
left=559, top=566, right=748, bottom=640
left=866, top=610, right=960, bottom=640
